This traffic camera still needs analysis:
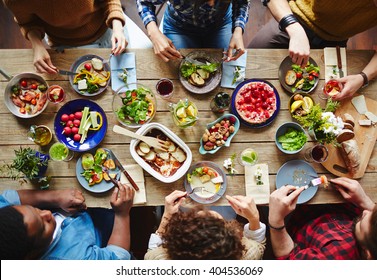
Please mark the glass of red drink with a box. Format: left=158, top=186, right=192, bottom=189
left=47, top=85, right=66, bottom=104
left=156, top=78, right=174, bottom=100
left=319, top=79, right=343, bottom=100
left=304, top=144, right=329, bottom=163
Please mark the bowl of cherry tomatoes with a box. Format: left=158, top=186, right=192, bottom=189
left=54, top=99, right=107, bottom=152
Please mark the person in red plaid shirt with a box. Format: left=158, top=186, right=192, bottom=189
left=268, top=177, right=377, bottom=259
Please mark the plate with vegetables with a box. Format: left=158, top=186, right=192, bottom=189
left=112, top=83, right=156, bottom=128
left=54, top=99, right=107, bottom=152
left=179, top=51, right=222, bottom=94
left=4, top=72, right=48, bottom=118
left=76, top=148, right=120, bottom=193
left=184, top=161, right=227, bottom=204
left=69, top=54, right=111, bottom=96
left=278, top=56, right=320, bottom=94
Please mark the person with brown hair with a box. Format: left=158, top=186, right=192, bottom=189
left=3, top=0, right=129, bottom=74
left=144, top=190, right=266, bottom=260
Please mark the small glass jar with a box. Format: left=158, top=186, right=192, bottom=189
left=210, top=92, right=230, bottom=113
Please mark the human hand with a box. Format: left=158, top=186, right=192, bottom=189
left=331, top=177, right=375, bottom=210
left=33, top=45, right=58, bottom=74
left=226, top=195, right=259, bottom=222
left=224, top=27, right=245, bottom=62
left=111, top=19, right=128, bottom=55
left=110, top=182, right=135, bottom=216
left=162, top=190, right=186, bottom=219
left=286, top=23, right=310, bottom=67
left=57, top=188, right=86, bottom=214
left=269, top=185, right=304, bottom=226
left=331, top=74, right=364, bottom=101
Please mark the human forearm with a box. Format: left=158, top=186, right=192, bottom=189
left=361, top=51, right=377, bottom=84
left=269, top=224, right=295, bottom=257
left=108, top=214, right=131, bottom=251
left=18, top=189, right=63, bottom=208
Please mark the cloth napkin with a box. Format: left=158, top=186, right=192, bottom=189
left=245, top=163, right=270, bottom=205
left=220, top=51, right=247, bottom=89
left=324, top=47, right=347, bottom=82
left=119, top=164, right=146, bottom=205
left=110, top=52, right=137, bottom=91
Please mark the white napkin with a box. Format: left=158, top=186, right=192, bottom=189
left=119, top=164, right=146, bottom=205
left=245, top=163, right=270, bottom=204
left=110, top=53, right=137, bottom=91
left=324, top=47, right=347, bottom=81
left=220, top=51, right=247, bottom=89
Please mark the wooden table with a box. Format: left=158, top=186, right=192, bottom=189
left=0, top=48, right=376, bottom=208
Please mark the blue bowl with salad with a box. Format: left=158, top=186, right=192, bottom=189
left=112, top=83, right=156, bottom=128
left=275, top=122, right=307, bottom=154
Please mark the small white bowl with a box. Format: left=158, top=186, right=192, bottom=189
left=275, top=122, right=307, bottom=154
left=130, top=123, right=192, bottom=183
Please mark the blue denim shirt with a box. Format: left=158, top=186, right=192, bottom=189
left=0, top=190, right=131, bottom=260
left=136, top=0, right=250, bottom=31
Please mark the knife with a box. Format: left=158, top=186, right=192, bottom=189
left=58, top=69, right=78, bottom=76
left=336, top=46, right=344, bottom=78
left=109, top=150, right=139, bottom=191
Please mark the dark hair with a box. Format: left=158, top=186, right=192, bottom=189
left=363, top=205, right=377, bottom=259
left=0, top=206, right=32, bottom=259
left=161, top=209, right=244, bottom=260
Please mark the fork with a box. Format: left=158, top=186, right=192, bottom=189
left=187, top=187, right=218, bottom=196
left=102, top=53, right=113, bottom=65
left=113, top=125, right=169, bottom=151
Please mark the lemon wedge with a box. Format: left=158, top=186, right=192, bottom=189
left=186, top=105, right=197, bottom=117
left=290, top=100, right=304, bottom=113
left=176, top=107, right=187, bottom=118
left=302, top=96, right=314, bottom=112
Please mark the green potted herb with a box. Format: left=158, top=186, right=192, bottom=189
left=0, top=147, right=50, bottom=189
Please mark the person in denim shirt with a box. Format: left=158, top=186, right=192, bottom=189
left=136, top=0, right=250, bottom=62
left=0, top=184, right=134, bottom=260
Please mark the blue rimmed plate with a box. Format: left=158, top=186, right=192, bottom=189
left=69, top=54, right=110, bottom=96
left=231, top=79, right=280, bottom=128
left=54, top=99, right=107, bottom=152
left=184, top=161, right=227, bottom=204
left=76, top=148, right=120, bottom=193
left=199, top=113, right=240, bottom=155
left=276, top=160, right=318, bottom=204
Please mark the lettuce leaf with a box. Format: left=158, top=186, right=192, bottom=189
left=277, top=128, right=307, bottom=151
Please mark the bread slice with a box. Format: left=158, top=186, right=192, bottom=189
left=343, top=122, right=354, bottom=131
left=285, top=70, right=296, bottom=86
left=336, top=129, right=355, bottom=143
left=340, top=139, right=360, bottom=175
left=343, top=113, right=355, bottom=127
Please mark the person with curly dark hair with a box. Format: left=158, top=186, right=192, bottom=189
left=144, top=190, right=266, bottom=260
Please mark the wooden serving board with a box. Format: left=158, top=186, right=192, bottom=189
left=321, top=96, right=377, bottom=178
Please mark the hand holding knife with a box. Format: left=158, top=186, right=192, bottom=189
left=109, top=150, right=139, bottom=191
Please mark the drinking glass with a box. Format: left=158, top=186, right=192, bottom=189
left=47, top=85, right=66, bottom=104
left=239, top=148, right=259, bottom=166
left=156, top=78, right=174, bottom=100
left=169, top=98, right=198, bottom=129
left=27, top=125, right=52, bottom=146
left=318, top=79, right=343, bottom=100
left=49, top=142, right=74, bottom=162
left=304, top=144, right=328, bottom=163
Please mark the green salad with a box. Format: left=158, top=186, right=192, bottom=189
left=277, top=127, right=307, bottom=151
left=115, top=87, right=154, bottom=125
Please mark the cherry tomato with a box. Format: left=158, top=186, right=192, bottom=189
left=73, top=119, right=81, bottom=127
left=84, top=63, right=91, bottom=71
left=74, top=111, right=82, bottom=120
left=71, top=127, right=79, bottom=134
left=309, top=75, right=314, bottom=81
left=63, top=127, right=72, bottom=135
left=203, top=167, right=209, bottom=174
left=20, top=80, right=27, bottom=88
left=73, top=134, right=81, bottom=142
left=66, top=120, right=74, bottom=128
left=296, top=72, right=303, bottom=79
left=31, top=84, right=38, bottom=90
left=61, top=114, right=69, bottom=122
